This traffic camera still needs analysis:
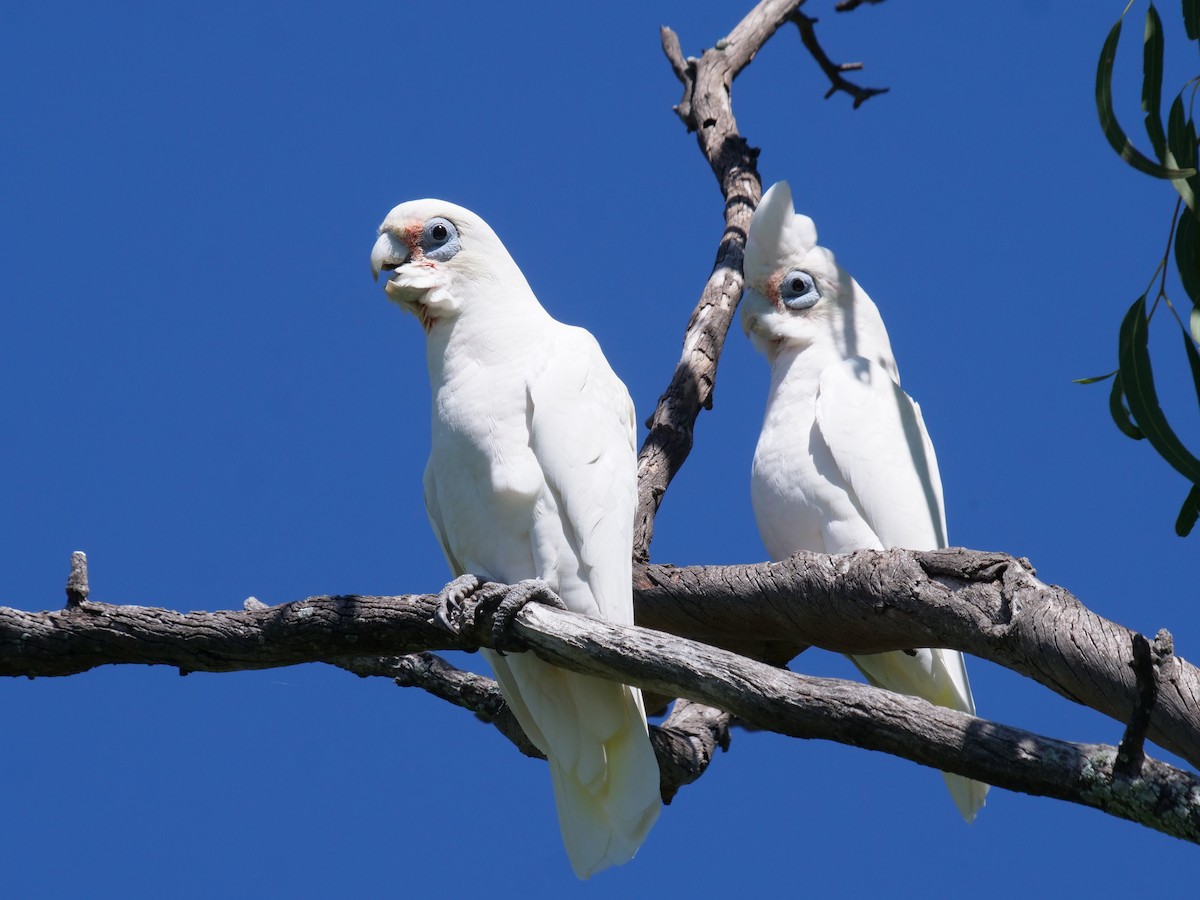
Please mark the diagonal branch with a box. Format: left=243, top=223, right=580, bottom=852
left=335, top=652, right=731, bottom=802
left=636, top=1, right=803, bottom=562
left=511, top=602, right=1200, bottom=845
left=638, top=0, right=888, bottom=560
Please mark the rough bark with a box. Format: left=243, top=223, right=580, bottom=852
left=4, top=546, right=1197, bottom=781
left=9, top=573, right=1196, bottom=843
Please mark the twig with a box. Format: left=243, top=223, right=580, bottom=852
left=337, top=652, right=544, bottom=760
left=835, top=0, right=887, bottom=11
left=791, top=11, right=889, bottom=108
left=65, top=551, right=88, bottom=608
left=334, top=653, right=731, bottom=802
left=1115, top=629, right=1173, bottom=778
left=654, top=700, right=732, bottom=803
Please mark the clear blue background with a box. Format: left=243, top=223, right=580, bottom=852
left=2, top=2, right=1196, bottom=896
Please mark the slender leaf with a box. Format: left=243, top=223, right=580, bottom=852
left=1186, top=0, right=1200, bottom=42
left=1118, top=296, right=1200, bottom=482
left=1176, top=485, right=1200, bottom=536
left=1097, top=18, right=1197, bottom=179
left=1142, top=5, right=1167, bottom=161
left=1193, top=306, right=1200, bottom=344
left=1109, top=370, right=1145, bottom=439
left=1074, top=370, right=1117, bottom=384
left=1167, top=95, right=1200, bottom=211
left=1177, top=205, right=1200, bottom=303
left=1183, top=325, right=1200, bottom=413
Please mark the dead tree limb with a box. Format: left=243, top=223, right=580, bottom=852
left=6, top=570, right=1196, bottom=843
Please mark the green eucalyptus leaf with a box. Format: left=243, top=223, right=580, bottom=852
left=1074, top=370, right=1118, bottom=384
left=1176, top=485, right=1200, bottom=536
left=1097, top=18, right=1197, bottom=179
left=1118, top=295, right=1200, bottom=481
left=1182, top=326, right=1200, bottom=414
left=1142, top=4, right=1166, bottom=161
left=1177, top=206, right=1200, bottom=303
left=1109, top=370, right=1145, bottom=439
left=1192, top=306, right=1200, bottom=344
left=1185, top=0, right=1200, bottom=42
left=1167, top=95, right=1200, bottom=211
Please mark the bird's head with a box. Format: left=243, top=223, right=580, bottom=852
left=740, top=181, right=855, bottom=363
left=370, top=199, right=522, bottom=333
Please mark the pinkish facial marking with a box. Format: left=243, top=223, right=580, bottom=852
left=765, top=274, right=784, bottom=310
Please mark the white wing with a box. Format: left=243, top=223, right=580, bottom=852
left=816, top=356, right=986, bottom=821
left=815, top=356, right=947, bottom=552
left=469, top=324, right=658, bottom=878
left=527, top=325, right=639, bottom=627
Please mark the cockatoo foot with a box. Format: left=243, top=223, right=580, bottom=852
left=432, top=573, right=496, bottom=634
left=486, top=579, right=567, bottom=656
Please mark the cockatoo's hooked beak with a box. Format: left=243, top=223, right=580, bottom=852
left=371, top=232, right=409, bottom=282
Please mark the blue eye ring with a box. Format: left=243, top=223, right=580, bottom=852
left=422, top=217, right=462, bottom=262
left=780, top=269, right=820, bottom=309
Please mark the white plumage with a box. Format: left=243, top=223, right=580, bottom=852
left=741, top=181, right=988, bottom=821
left=370, top=199, right=660, bottom=877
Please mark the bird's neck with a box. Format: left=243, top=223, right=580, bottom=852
left=763, top=344, right=825, bottom=419
left=424, top=282, right=553, bottom=394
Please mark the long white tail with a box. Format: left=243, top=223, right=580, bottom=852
left=484, top=649, right=661, bottom=878
left=851, top=648, right=989, bottom=822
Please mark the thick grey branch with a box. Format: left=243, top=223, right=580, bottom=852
left=5, top=546, right=1199, bottom=819
left=632, top=548, right=1200, bottom=771
left=6, top=548, right=1199, bottom=771
left=505, top=602, right=1200, bottom=845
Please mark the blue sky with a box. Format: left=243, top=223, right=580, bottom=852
left=2, top=1, right=1197, bottom=896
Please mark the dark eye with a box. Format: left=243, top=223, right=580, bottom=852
left=421, top=217, right=461, bottom=262
left=779, top=269, right=820, bottom=310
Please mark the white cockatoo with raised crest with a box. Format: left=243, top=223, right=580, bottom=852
left=741, top=180, right=988, bottom=822
left=370, top=199, right=660, bottom=878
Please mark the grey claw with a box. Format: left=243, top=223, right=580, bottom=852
left=489, top=579, right=566, bottom=655
left=432, top=573, right=485, bottom=634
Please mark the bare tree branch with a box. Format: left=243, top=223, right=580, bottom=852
left=335, top=653, right=732, bottom=802
left=6, top=546, right=1198, bottom=781
left=337, top=652, right=544, bottom=760
left=790, top=10, right=889, bottom=108
left=637, top=0, right=887, bottom=559
left=633, top=549, right=1200, bottom=772
left=635, top=2, right=804, bottom=562
left=834, top=0, right=887, bottom=13
left=508, top=602, right=1200, bottom=845
left=15, top=571, right=1194, bottom=841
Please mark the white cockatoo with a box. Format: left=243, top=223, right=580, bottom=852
left=370, top=199, right=660, bottom=877
left=741, top=181, right=988, bottom=822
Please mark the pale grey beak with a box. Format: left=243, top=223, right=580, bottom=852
left=371, top=232, right=409, bottom=282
